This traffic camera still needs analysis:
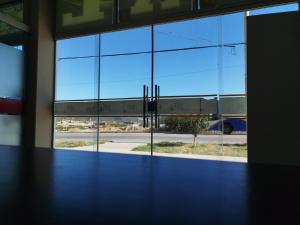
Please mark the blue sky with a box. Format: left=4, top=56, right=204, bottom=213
left=56, top=3, right=298, bottom=100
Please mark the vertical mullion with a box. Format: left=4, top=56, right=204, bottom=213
left=113, top=0, right=119, bottom=24
left=217, top=16, right=224, bottom=155
left=151, top=24, right=154, bottom=156
left=51, top=41, right=57, bottom=149
left=244, top=11, right=248, bottom=99
left=96, top=34, right=101, bottom=152
left=193, top=0, right=199, bottom=11
left=244, top=11, right=248, bottom=160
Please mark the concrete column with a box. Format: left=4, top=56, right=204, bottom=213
left=23, top=0, right=55, bottom=149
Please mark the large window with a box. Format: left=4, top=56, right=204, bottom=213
left=54, top=12, right=247, bottom=162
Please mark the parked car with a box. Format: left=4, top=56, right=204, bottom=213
left=209, top=118, right=247, bottom=135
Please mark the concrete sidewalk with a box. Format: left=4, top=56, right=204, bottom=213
left=58, top=142, right=247, bottom=163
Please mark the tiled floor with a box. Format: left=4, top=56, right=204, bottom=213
left=0, top=146, right=299, bottom=225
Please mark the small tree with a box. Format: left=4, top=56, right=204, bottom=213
left=188, top=118, right=208, bottom=146
left=164, top=117, right=209, bottom=146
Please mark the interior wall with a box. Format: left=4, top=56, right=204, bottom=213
left=247, top=12, right=300, bottom=166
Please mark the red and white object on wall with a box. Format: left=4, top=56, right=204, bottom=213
left=0, top=97, right=22, bottom=115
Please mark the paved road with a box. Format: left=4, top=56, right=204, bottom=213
left=56, top=132, right=247, bottom=144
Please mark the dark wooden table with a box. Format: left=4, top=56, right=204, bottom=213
left=0, top=146, right=299, bottom=225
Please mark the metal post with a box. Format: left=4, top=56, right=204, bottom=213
left=151, top=24, right=154, bottom=156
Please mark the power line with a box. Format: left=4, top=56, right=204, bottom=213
left=58, top=64, right=244, bottom=86
left=154, top=29, right=215, bottom=44
left=57, top=42, right=246, bottom=60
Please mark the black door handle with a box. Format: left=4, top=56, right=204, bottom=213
left=143, top=85, right=146, bottom=128
left=157, top=85, right=160, bottom=128
left=154, top=85, right=160, bottom=129
left=143, top=85, right=149, bottom=128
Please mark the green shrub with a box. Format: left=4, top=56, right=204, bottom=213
left=164, top=117, right=209, bottom=145
left=155, top=142, right=185, bottom=147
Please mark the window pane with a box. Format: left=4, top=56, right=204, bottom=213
left=221, top=45, right=246, bottom=95
left=57, top=35, right=100, bottom=58
left=100, top=54, right=151, bottom=99
left=119, top=0, right=193, bottom=23
left=154, top=16, right=219, bottom=51
left=221, top=13, right=246, bottom=95
left=151, top=115, right=232, bottom=158
left=54, top=117, right=98, bottom=152
left=153, top=48, right=222, bottom=158
left=154, top=49, right=218, bottom=97
left=221, top=12, right=245, bottom=44
left=154, top=12, right=245, bottom=51
left=98, top=116, right=150, bottom=155
left=101, top=27, right=151, bottom=55
left=56, top=57, right=99, bottom=100
left=218, top=13, right=247, bottom=160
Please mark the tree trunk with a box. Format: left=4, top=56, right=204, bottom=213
left=193, top=135, right=196, bottom=147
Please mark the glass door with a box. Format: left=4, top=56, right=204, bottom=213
left=149, top=14, right=247, bottom=160
left=152, top=18, right=221, bottom=158
left=98, top=27, right=152, bottom=155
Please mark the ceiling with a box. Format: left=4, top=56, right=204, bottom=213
left=0, top=0, right=21, bottom=5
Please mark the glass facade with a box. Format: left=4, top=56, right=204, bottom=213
left=54, top=12, right=247, bottom=161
